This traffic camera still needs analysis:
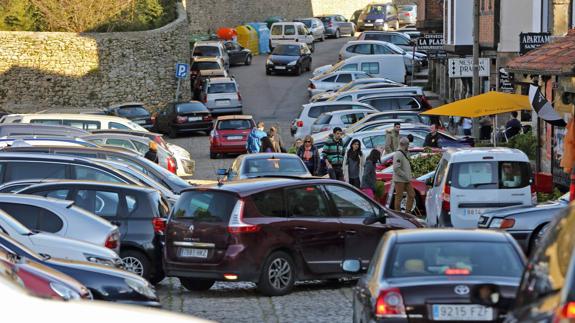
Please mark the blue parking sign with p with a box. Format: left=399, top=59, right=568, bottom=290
left=175, top=63, right=189, bottom=79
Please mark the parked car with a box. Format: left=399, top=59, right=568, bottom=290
left=313, top=55, right=406, bottom=83
left=308, top=71, right=371, bottom=97
left=153, top=101, right=213, bottom=138
left=0, top=209, right=121, bottom=267
left=223, top=40, right=252, bottom=66
left=350, top=9, right=363, bottom=26
left=0, top=137, right=97, bottom=149
left=0, top=233, right=160, bottom=306
left=0, top=194, right=120, bottom=253
left=338, top=40, right=426, bottom=74
left=326, top=86, right=424, bottom=102
left=210, top=115, right=255, bottom=159
left=199, top=77, right=243, bottom=114
left=270, top=22, right=315, bottom=52
left=104, top=103, right=154, bottom=130
left=309, top=77, right=404, bottom=102
left=164, top=177, right=423, bottom=295
left=426, top=148, right=535, bottom=229
left=266, top=43, right=312, bottom=76
left=357, top=31, right=415, bottom=52
left=316, top=14, right=356, bottom=38
left=358, top=93, right=432, bottom=112
left=220, top=153, right=311, bottom=181
left=356, top=3, right=400, bottom=31
left=0, top=124, right=89, bottom=138
left=2, top=114, right=148, bottom=131
left=398, top=4, right=417, bottom=26
left=190, top=57, right=228, bottom=95
left=18, top=181, right=169, bottom=283
left=477, top=192, right=570, bottom=254
left=310, top=109, right=374, bottom=134
left=294, top=17, right=326, bottom=41
left=347, top=229, right=525, bottom=323
left=291, top=101, right=376, bottom=138
left=192, top=41, right=230, bottom=70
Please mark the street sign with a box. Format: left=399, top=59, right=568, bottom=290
left=417, top=33, right=444, bottom=51
left=175, top=63, right=189, bottom=79
left=519, top=32, right=551, bottom=55
left=448, top=58, right=490, bottom=78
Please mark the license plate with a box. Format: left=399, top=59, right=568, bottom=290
left=188, top=116, right=202, bottom=122
left=463, top=208, right=488, bottom=216
left=432, top=305, right=493, bottom=321
left=135, top=120, right=147, bottom=124
left=364, top=23, right=373, bottom=26
left=216, top=100, right=230, bottom=106
left=275, top=66, right=286, bottom=70
left=179, top=248, right=208, bottom=258
left=227, top=135, right=243, bottom=140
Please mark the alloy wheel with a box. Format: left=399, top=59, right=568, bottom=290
left=534, top=224, right=550, bottom=249
left=268, top=258, right=292, bottom=290
left=122, top=256, right=144, bottom=276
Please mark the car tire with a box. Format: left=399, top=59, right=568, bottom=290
left=179, top=278, right=215, bottom=291
left=210, top=151, right=218, bottom=159
left=335, top=29, right=340, bottom=39
left=121, top=250, right=151, bottom=281
left=168, top=127, right=178, bottom=139
left=258, top=251, right=295, bottom=296
left=245, top=55, right=252, bottom=65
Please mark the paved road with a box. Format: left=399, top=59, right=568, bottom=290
left=161, top=36, right=355, bottom=322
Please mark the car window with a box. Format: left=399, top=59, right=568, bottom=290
left=284, top=25, right=296, bottom=36
left=340, top=113, right=364, bottom=125
left=364, top=33, right=390, bottom=42
left=297, top=25, right=306, bottom=35
left=286, top=185, right=330, bottom=218
left=338, top=95, right=353, bottom=101
left=373, top=45, right=394, bottom=54
left=392, top=34, right=410, bottom=45
left=243, top=157, right=308, bottom=175
left=0, top=203, right=63, bottom=233
left=132, top=140, right=149, bottom=154
left=322, top=75, right=337, bottom=83
left=30, top=189, right=70, bottom=199
left=450, top=161, right=531, bottom=190
left=72, top=165, right=122, bottom=183
left=172, top=190, right=237, bottom=222
left=117, top=106, right=149, bottom=118
left=217, top=119, right=252, bottom=130
left=30, top=119, right=62, bottom=126
left=397, top=98, right=421, bottom=110
left=271, top=25, right=282, bottom=35
left=7, top=162, right=66, bottom=182
left=207, top=83, right=237, bottom=94
left=364, top=98, right=396, bottom=111
left=362, top=137, right=373, bottom=148
left=62, top=120, right=101, bottom=130
left=126, top=194, right=138, bottom=214
left=396, top=113, right=421, bottom=123
left=248, top=189, right=285, bottom=218
left=192, top=46, right=220, bottom=57
left=109, top=122, right=130, bottom=130
left=314, top=114, right=332, bottom=125
left=336, top=74, right=352, bottom=83
left=74, top=190, right=119, bottom=218
left=352, top=44, right=371, bottom=54
left=106, top=139, right=135, bottom=151
left=434, top=159, right=449, bottom=187
left=361, top=62, right=380, bottom=75
left=324, top=185, right=376, bottom=217
left=176, top=103, right=207, bottom=114
left=341, top=63, right=358, bottom=71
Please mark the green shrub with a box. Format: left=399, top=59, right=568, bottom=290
left=537, top=187, right=564, bottom=203
left=410, top=149, right=443, bottom=178
left=507, top=131, right=537, bottom=160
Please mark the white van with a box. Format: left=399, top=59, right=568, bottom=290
left=270, top=22, right=315, bottom=52
left=313, top=54, right=406, bottom=83
left=1, top=114, right=148, bottom=131
left=425, top=148, right=535, bottom=229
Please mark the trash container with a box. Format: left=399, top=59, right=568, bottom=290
left=265, top=16, right=285, bottom=29
left=217, top=27, right=237, bottom=41
left=236, top=25, right=259, bottom=55
left=248, top=22, right=271, bottom=54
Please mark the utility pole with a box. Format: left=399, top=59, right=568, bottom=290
left=472, top=0, right=480, bottom=96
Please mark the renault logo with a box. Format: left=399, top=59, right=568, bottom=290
left=188, top=225, right=195, bottom=232
left=454, top=285, right=470, bottom=295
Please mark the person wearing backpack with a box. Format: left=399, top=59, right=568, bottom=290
left=246, top=121, right=267, bottom=153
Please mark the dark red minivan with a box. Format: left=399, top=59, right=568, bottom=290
left=164, top=178, right=423, bottom=296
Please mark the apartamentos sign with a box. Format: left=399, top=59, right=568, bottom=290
left=519, top=32, right=551, bottom=55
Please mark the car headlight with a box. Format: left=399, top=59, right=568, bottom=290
left=50, top=282, right=81, bottom=301
left=84, top=254, right=118, bottom=267
left=489, top=218, right=503, bottom=228
left=287, top=60, right=298, bottom=66
left=125, top=278, right=156, bottom=299
left=375, top=19, right=384, bottom=23
left=266, top=59, right=273, bottom=65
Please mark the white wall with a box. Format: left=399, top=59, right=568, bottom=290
left=498, top=0, right=541, bottom=52
left=444, top=0, right=473, bottom=46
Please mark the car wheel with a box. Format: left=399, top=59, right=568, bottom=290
left=245, top=55, right=252, bottom=65
left=121, top=250, right=151, bottom=281
left=335, top=29, right=340, bottom=39
left=258, top=251, right=295, bottom=296
left=295, top=64, right=302, bottom=76
left=168, top=127, right=178, bottom=139
left=179, top=278, right=215, bottom=291
left=530, top=223, right=550, bottom=254
left=210, top=151, right=218, bottom=159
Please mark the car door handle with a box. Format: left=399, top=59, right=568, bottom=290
left=346, top=230, right=357, bottom=235
left=294, top=226, right=308, bottom=231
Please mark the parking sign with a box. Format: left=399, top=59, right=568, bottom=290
left=175, top=63, right=189, bottom=79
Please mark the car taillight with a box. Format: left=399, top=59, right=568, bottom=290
left=308, top=83, right=316, bottom=89
left=152, top=217, right=167, bottom=234
left=176, top=116, right=187, bottom=124
left=555, top=302, right=575, bottom=321
left=500, top=218, right=515, bottom=229
left=237, top=92, right=242, bottom=101
left=441, top=183, right=450, bottom=213
left=404, top=12, right=411, bottom=16
left=105, top=232, right=119, bottom=250
left=167, top=157, right=177, bottom=174
left=296, top=120, right=304, bottom=127
left=227, top=200, right=260, bottom=233
left=375, top=288, right=406, bottom=318
left=203, top=115, right=212, bottom=121
left=444, top=268, right=470, bottom=275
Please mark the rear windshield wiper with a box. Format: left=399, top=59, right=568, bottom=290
left=472, top=182, right=496, bottom=188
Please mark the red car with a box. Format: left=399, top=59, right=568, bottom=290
left=378, top=170, right=434, bottom=215
left=209, top=115, right=255, bottom=159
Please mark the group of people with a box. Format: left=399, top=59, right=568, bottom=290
left=246, top=121, right=286, bottom=154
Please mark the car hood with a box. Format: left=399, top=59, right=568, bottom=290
left=313, top=65, right=333, bottom=77
left=482, top=200, right=569, bottom=218
left=269, top=55, right=299, bottom=64
left=18, top=257, right=88, bottom=292
left=31, top=232, right=118, bottom=260
left=47, top=257, right=141, bottom=280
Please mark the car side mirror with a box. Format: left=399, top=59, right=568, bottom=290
left=342, top=259, right=361, bottom=273
left=363, top=210, right=387, bottom=225
left=216, top=168, right=228, bottom=176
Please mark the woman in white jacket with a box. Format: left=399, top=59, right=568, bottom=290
left=343, top=139, right=364, bottom=188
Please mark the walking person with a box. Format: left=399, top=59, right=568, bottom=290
left=343, top=139, right=364, bottom=188
left=393, top=137, right=415, bottom=213
left=288, top=138, right=303, bottom=154
left=296, top=135, right=320, bottom=175
left=423, top=124, right=441, bottom=148
left=461, top=117, right=473, bottom=136
left=260, top=137, right=277, bottom=153
left=322, top=127, right=345, bottom=181
left=268, top=126, right=285, bottom=152
left=246, top=121, right=267, bottom=154
left=384, top=122, right=401, bottom=154
left=361, top=149, right=381, bottom=200
left=144, top=141, right=159, bottom=164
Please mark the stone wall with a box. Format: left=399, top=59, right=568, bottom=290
left=0, top=3, right=191, bottom=112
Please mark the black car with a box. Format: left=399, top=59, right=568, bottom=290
left=266, top=43, right=312, bottom=76
left=223, top=41, right=252, bottom=66
left=154, top=101, right=213, bottom=138
left=17, top=181, right=169, bottom=284
left=0, top=232, right=160, bottom=306
left=105, top=103, right=154, bottom=130
left=347, top=229, right=525, bottom=323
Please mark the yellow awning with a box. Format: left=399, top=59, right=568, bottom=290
left=421, top=91, right=531, bottom=117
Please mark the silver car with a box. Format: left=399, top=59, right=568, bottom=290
left=477, top=193, right=570, bottom=254
left=311, top=109, right=374, bottom=134
left=0, top=194, right=120, bottom=253
left=192, top=41, right=230, bottom=70
left=338, top=40, right=425, bottom=74
left=308, top=71, right=371, bottom=97
left=220, top=153, right=311, bottom=181
left=398, top=4, right=417, bottom=26
left=294, top=18, right=326, bottom=41
left=309, top=77, right=403, bottom=102
left=316, top=15, right=355, bottom=38
left=199, top=77, right=242, bottom=114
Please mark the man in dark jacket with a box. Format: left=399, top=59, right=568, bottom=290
left=505, top=111, right=522, bottom=139
left=145, top=141, right=159, bottom=164
left=423, top=124, right=441, bottom=148
left=321, top=127, right=345, bottom=181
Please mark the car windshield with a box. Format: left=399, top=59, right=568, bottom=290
left=172, top=190, right=237, bottom=221
left=217, top=119, right=252, bottom=130
left=318, top=17, right=331, bottom=23
left=193, top=46, right=220, bottom=57
left=450, top=161, right=531, bottom=190
left=191, top=61, right=220, bottom=71
left=386, top=42, right=406, bottom=54
left=365, top=5, right=385, bottom=14
left=208, top=83, right=237, bottom=94
left=272, top=45, right=300, bottom=56
left=117, top=106, right=149, bottom=118
left=387, top=241, right=524, bottom=278
left=296, top=20, right=312, bottom=28
left=243, top=157, right=308, bottom=175
left=176, top=103, right=206, bottom=114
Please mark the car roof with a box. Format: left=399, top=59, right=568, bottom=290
left=216, top=115, right=254, bottom=121
left=17, top=114, right=135, bottom=121
left=81, top=133, right=150, bottom=141
left=0, top=193, right=75, bottom=208
left=19, top=180, right=156, bottom=193
left=239, top=152, right=301, bottom=160
left=272, top=21, right=305, bottom=26
left=106, top=102, right=146, bottom=109
left=321, top=108, right=375, bottom=116
left=348, top=125, right=427, bottom=137
left=275, top=42, right=306, bottom=47
left=206, top=77, right=236, bottom=84
left=192, top=57, right=221, bottom=62
left=392, top=229, right=511, bottom=243
left=194, top=41, right=222, bottom=47
left=443, top=147, right=529, bottom=162
left=345, top=40, right=394, bottom=46
left=0, top=152, right=115, bottom=165
left=303, top=101, right=373, bottom=108
left=2, top=145, right=138, bottom=156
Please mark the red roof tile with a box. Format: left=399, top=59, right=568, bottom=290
left=507, top=29, right=575, bottom=75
